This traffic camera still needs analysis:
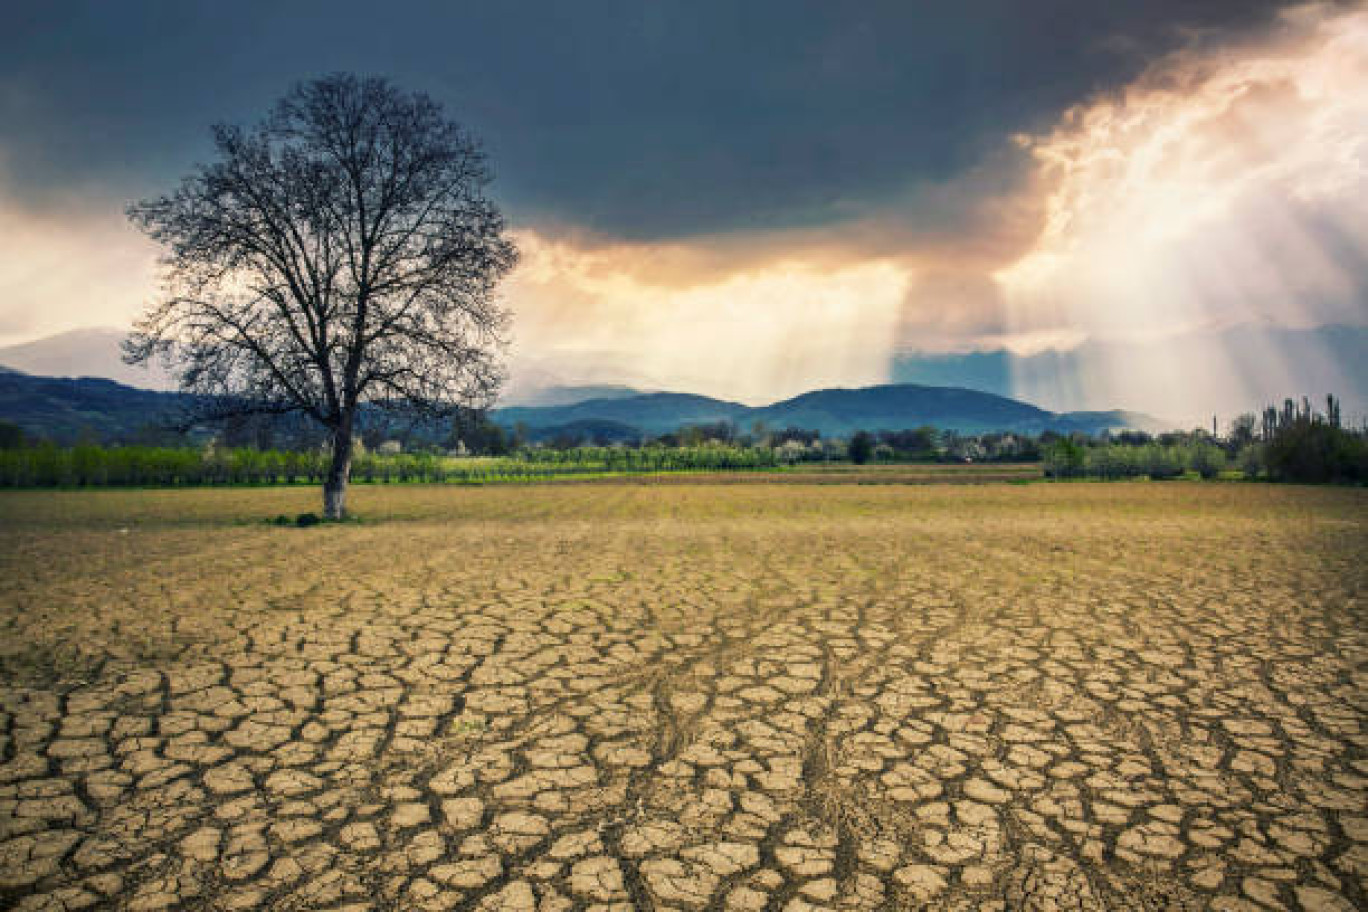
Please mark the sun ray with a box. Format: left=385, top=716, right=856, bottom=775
left=997, top=4, right=1368, bottom=422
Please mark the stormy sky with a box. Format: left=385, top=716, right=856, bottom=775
left=2, top=1, right=1365, bottom=418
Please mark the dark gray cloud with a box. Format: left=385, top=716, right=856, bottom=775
left=2, top=0, right=1288, bottom=239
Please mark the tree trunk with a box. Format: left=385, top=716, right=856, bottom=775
left=323, top=424, right=353, bottom=520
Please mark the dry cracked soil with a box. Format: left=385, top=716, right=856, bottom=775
left=0, top=482, right=1364, bottom=911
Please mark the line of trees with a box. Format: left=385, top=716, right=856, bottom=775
left=0, top=435, right=781, bottom=488
left=519, top=445, right=778, bottom=472
left=1254, top=395, right=1364, bottom=482
left=0, top=441, right=332, bottom=487
left=0, top=420, right=1062, bottom=488
left=1044, top=396, right=1365, bottom=483
left=1042, top=438, right=1227, bottom=481
left=2, top=394, right=1361, bottom=487
left=753, top=426, right=1041, bottom=464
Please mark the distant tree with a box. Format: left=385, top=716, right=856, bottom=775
left=876, top=427, right=938, bottom=459
left=1236, top=442, right=1265, bottom=478
left=678, top=421, right=735, bottom=444
left=773, top=427, right=820, bottom=447
left=477, top=418, right=510, bottom=456
left=125, top=74, right=517, bottom=518
left=1261, top=395, right=1365, bottom=483
left=848, top=430, right=874, bottom=465
left=1262, top=406, right=1277, bottom=441
left=219, top=412, right=284, bottom=450
left=1229, top=413, right=1257, bottom=450
left=1016, top=436, right=1042, bottom=462
left=1042, top=437, right=1086, bottom=478
left=1190, top=441, right=1226, bottom=480
left=550, top=429, right=585, bottom=450
left=447, top=410, right=510, bottom=455
left=908, top=425, right=939, bottom=457
left=0, top=421, right=24, bottom=449
left=127, top=422, right=195, bottom=447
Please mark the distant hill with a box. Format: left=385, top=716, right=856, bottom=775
left=496, top=392, right=748, bottom=435
left=521, top=419, right=642, bottom=444
left=493, top=384, right=1165, bottom=438
left=0, top=327, right=175, bottom=390
left=501, top=384, right=647, bottom=408
left=750, top=384, right=1050, bottom=436
left=0, top=370, right=186, bottom=443
left=10, top=322, right=1361, bottom=425
left=1055, top=410, right=1170, bottom=436
left=1, top=369, right=1164, bottom=445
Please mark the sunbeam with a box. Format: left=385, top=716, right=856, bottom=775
left=997, top=3, right=1368, bottom=423
left=504, top=231, right=910, bottom=404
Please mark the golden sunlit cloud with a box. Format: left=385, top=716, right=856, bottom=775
left=0, top=183, right=159, bottom=346
left=505, top=6, right=1368, bottom=413
left=3, top=4, right=1363, bottom=418
left=997, top=2, right=1368, bottom=419
left=505, top=231, right=911, bottom=404
left=498, top=157, right=1039, bottom=404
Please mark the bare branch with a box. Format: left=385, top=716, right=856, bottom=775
left=126, top=72, right=516, bottom=433
left=125, top=74, right=516, bottom=517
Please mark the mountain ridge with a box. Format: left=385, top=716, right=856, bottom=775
left=501, top=384, right=650, bottom=408
left=5, top=323, right=1362, bottom=422
left=492, top=383, right=1168, bottom=438
left=0, top=369, right=1168, bottom=444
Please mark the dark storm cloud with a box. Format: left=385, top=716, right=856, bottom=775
left=1, top=0, right=1288, bottom=239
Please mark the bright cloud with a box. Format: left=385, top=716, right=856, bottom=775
left=0, top=173, right=159, bottom=346
left=3, top=4, right=1364, bottom=419
left=995, top=3, right=1368, bottom=417
left=505, top=231, right=911, bottom=403
left=505, top=6, right=1368, bottom=411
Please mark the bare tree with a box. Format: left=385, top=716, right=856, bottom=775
left=126, top=74, right=517, bottom=518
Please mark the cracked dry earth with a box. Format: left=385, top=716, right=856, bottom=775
left=0, top=483, right=1365, bottom=912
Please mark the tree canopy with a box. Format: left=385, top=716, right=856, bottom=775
left=126, top=74, right=518, bottom=516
